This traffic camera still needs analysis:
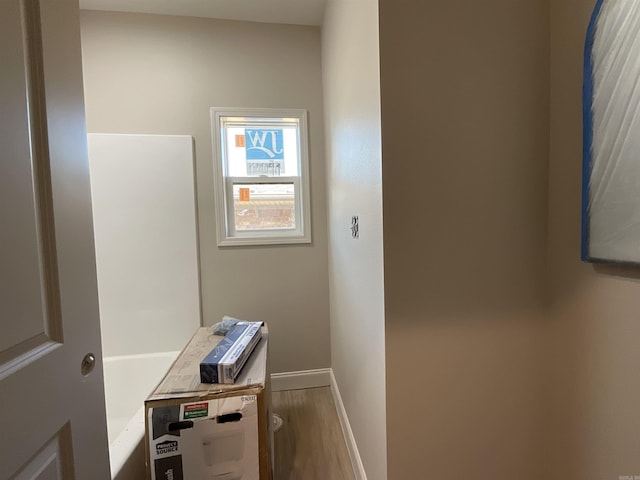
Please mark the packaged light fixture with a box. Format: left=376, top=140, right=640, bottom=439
left=200, top=322, right=263, bottom=384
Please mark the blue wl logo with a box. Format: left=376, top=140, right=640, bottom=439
left=245, top=129, right=284, bottom=160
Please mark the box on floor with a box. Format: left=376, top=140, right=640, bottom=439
left=145, top=326, right=273, bottom=480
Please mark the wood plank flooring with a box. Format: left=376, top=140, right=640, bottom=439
left=272, top=387, right=355, bottom=480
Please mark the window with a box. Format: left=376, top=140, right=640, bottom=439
left=211, top=108, right=311, bottom=246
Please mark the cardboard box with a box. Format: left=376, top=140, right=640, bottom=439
left=145, top=326, right=273, bottom=480
left=200, top=322, right=263, bottom=384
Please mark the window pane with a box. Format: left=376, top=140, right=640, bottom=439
left=232, top=183, right=296, bottom=231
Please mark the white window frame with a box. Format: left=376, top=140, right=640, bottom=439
left=211, top=107, right=312, bottom=246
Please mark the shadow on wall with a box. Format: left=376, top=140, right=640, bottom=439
left=593, top=264, right=640, bottom=282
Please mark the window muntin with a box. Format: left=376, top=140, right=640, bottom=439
left=211, top=108, right=311, bottom=246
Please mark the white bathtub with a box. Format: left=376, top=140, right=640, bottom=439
left=103, top=351, right=180, bottom=479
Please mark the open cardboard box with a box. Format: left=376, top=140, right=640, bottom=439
left=145, top=326, right=273, bottom=480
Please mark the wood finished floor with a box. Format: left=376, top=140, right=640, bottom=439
left=272, top=387, right=355, bottom=480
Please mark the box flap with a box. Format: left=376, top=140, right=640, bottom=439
left=147, top=326, right=268, bottom=401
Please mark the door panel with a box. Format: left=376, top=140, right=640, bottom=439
left=0, top=0, right=62, bottom=380
left=12, top=424, right=74, bottom=480
left=0, top=0, right=110, bottom=478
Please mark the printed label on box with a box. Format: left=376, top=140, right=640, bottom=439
left=155, top=440, right=179, bottom=456
left=154, top=455, right=183, bottom=480
left=149, top=396, right=260, bottom=480
left=182, top=402, right=208, bottom=420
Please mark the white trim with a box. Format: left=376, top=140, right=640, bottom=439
left=330, top=370, right=367, bottom=480
left=270, top=368, right=331, bottom=392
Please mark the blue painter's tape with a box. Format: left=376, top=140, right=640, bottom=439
left=581, top=0, right=605, bottom=262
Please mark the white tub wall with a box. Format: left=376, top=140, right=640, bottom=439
left=103, top=351, right=180, bottom=479
left=88, top=134, right=201, bottom=357
left=80, top=11, right=330, bottom=374
left=103, top=351, right=180, bottom=443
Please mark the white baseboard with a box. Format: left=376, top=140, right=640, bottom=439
left=270, top=368, right=331, bottom=392
left=330, top=370, right=367, bottom=480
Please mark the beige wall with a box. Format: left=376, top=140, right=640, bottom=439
left=547, top=0, right=640, bottom=478
left=379, top=1, right=549, bottom=478
left=321, top=0, right=386, bottom=478
left=79, top=5, right=640, bottom=478
left=80, top=11, right=330, bottom=374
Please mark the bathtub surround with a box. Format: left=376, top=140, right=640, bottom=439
left=80, top=11, right=330, bottom=375
left=88, top=133, right=202, bottom=478
left=88, top=134, right=201, bottom=358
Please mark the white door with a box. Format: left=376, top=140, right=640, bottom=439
left=0, top=0, right=110, bottom=478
